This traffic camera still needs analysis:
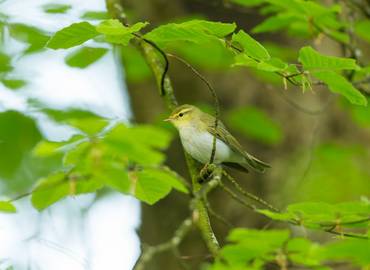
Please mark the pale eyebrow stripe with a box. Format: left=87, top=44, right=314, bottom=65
left=179, top=108, right=192, bottom=114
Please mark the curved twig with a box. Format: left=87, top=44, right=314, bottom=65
left=166, top=53, right=220, bottom=165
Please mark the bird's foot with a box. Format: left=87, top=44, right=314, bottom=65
left=198, top=163, right=217, bottom=183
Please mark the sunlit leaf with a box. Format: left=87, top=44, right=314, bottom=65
left=233, top=54, right=287, bottom=72
left=1, top=78, right=26, bottom=90
left=96, top=20, right=148, bottom=45
left=230, top=0, right=264, bottom=7
left=8, top=23, right=50, bottom=53
left=31, top=171, right=103, bottom=210
left=0, top=111, right=41, bottom=179
left=232, top=30, right=270, bottom=61
left=219, top=228, right=290, bottom=266
left=96, top=20, right=147, bottom=35
left=144, top=19, right=236, bottom=46
left=287, top=238, right=323, bottom=267
left=101, top=165, right=130, bottom=194
left=41, top=108, right=101, bottom=121
left=252, top=13, right=300, bottom=33
left=80, top=11, right=110, bottom=20
left=322, top=239, right=370, bottom=266
left=65, top=46, right=108, bottom=68
left=104, top=124, right=172, bottom=165
left=42, top=4, right=71, bottom=14
left=33, top=135, right=85, bottom=158
left=131, top=168, right=187, bottom=205
left=0, top=201, right=16, bottom=213
left=170, top=41, right=234, bottom=70
left=298, top=46, right=360, bottom=71
left=41, top=108, right=108, bottom=134
left=47, top=22, right=99, bottom=49
left=0, top=52, right=13, bottom=73
left=313, top=71, right=367, bottom=106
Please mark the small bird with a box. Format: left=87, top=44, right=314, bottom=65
left=165, top=104, right=270, bottom=173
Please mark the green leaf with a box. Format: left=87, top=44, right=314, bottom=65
left=288, top=201, right=369, bottom=226
left=252, top=13, right=300, bottom=34
left=96, top=20, right=147, bottom=35
left=0, top=201, right=16, bottom=213
left=0, top=52, right=13, bottom=73
left=41, top=108, right=108, bottom=134
left=62, top=141, right=90, bottom=166
left=42, top=4, right=71, bottom=14
left=8, top=23, right=50, bottom=53
left=96, top=20, right=148, bottom=45
left=80, top=11, right=110, bottom=20
left=298, top=46, right=360, bottom=71
left=171, top=41, right=234, bottom=70
left=257, top=209, right=295, bottom=221
left=313, top=71, right=367, bottom=106
left=41, top=107, right=102, bottom=122
left=287, top=238, right=323, bottom=267
left=322, top=239, right=370, bottom=266
left=232, top=30, right=270, bottom=61
left=101, top=165, right=130, bottom=194
left=227, top=106, right=283, bottom=145
left=234, top=54, right=287, bottom=72
left=65, top=46, right=108, bottom=68
left=0, top=111, right=42, bottom=179
left=33, top=135, right=85, bottom=158
left=230, top=0, right=264, bottom=7
left=228, top=228, right=290, bottom=245
left=144, top=19, right=236, bottom=45
left=132, top=168, right=187, bottom=205
left=347, top=97, right=370, bottom=128
left=47, top=22, right=99, bottom=49
left=1, top=78, right=26, bottom=90
left=31, top=171, right=103, bottom=210
left=220, top=228, right=290, bottom=266
left=104, top=123, right=172, bottom=165
left=355, top=20, right=370, bottom=43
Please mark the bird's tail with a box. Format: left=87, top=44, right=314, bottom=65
left=243, top=152, right=271, bottom=173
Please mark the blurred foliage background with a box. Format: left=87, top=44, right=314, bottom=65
left=0, top=0, right=369, bottom=269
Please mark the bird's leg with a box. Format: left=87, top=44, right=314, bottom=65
left=198, top=163, right=217, bottom=183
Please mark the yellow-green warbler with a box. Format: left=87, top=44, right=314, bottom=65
left=165, top=104, right=270, bottom=173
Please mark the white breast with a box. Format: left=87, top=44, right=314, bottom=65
left=178, top=125, right=239, bottom=164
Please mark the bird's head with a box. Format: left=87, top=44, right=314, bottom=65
left=164, top=104, right=202, bottom=129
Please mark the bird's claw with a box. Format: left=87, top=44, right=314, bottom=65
left=198, top=163, right=217, bottom=183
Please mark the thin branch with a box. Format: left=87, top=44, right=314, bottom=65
left=133, top=217, right=193, bottom=270
left=141, top=37, right=169, bottom=97
left=106, top=0, right=220, bottom=258
left=205, top=199, right=234, bottom=228
left=222, top=170, right=280, bottom=212
left=319, top=217, right=370, bottom=227
left=219, top=180, right=257, bottom=211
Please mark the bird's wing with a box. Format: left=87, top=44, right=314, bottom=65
left=203, top=113, right=270, bottom=172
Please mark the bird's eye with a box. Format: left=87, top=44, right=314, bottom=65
left=179, top=113, right=184, bottom=117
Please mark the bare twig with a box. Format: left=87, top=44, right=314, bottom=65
left=166, top=53, right=220, bottom=165
left=222, top=170, right=280, bottom=212
left=133, top=218, right=193, bottom=270
left=219, top=180, right=257, bottom=211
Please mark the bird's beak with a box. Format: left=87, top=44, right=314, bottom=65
left=163, top=117, right=172, bottom=122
